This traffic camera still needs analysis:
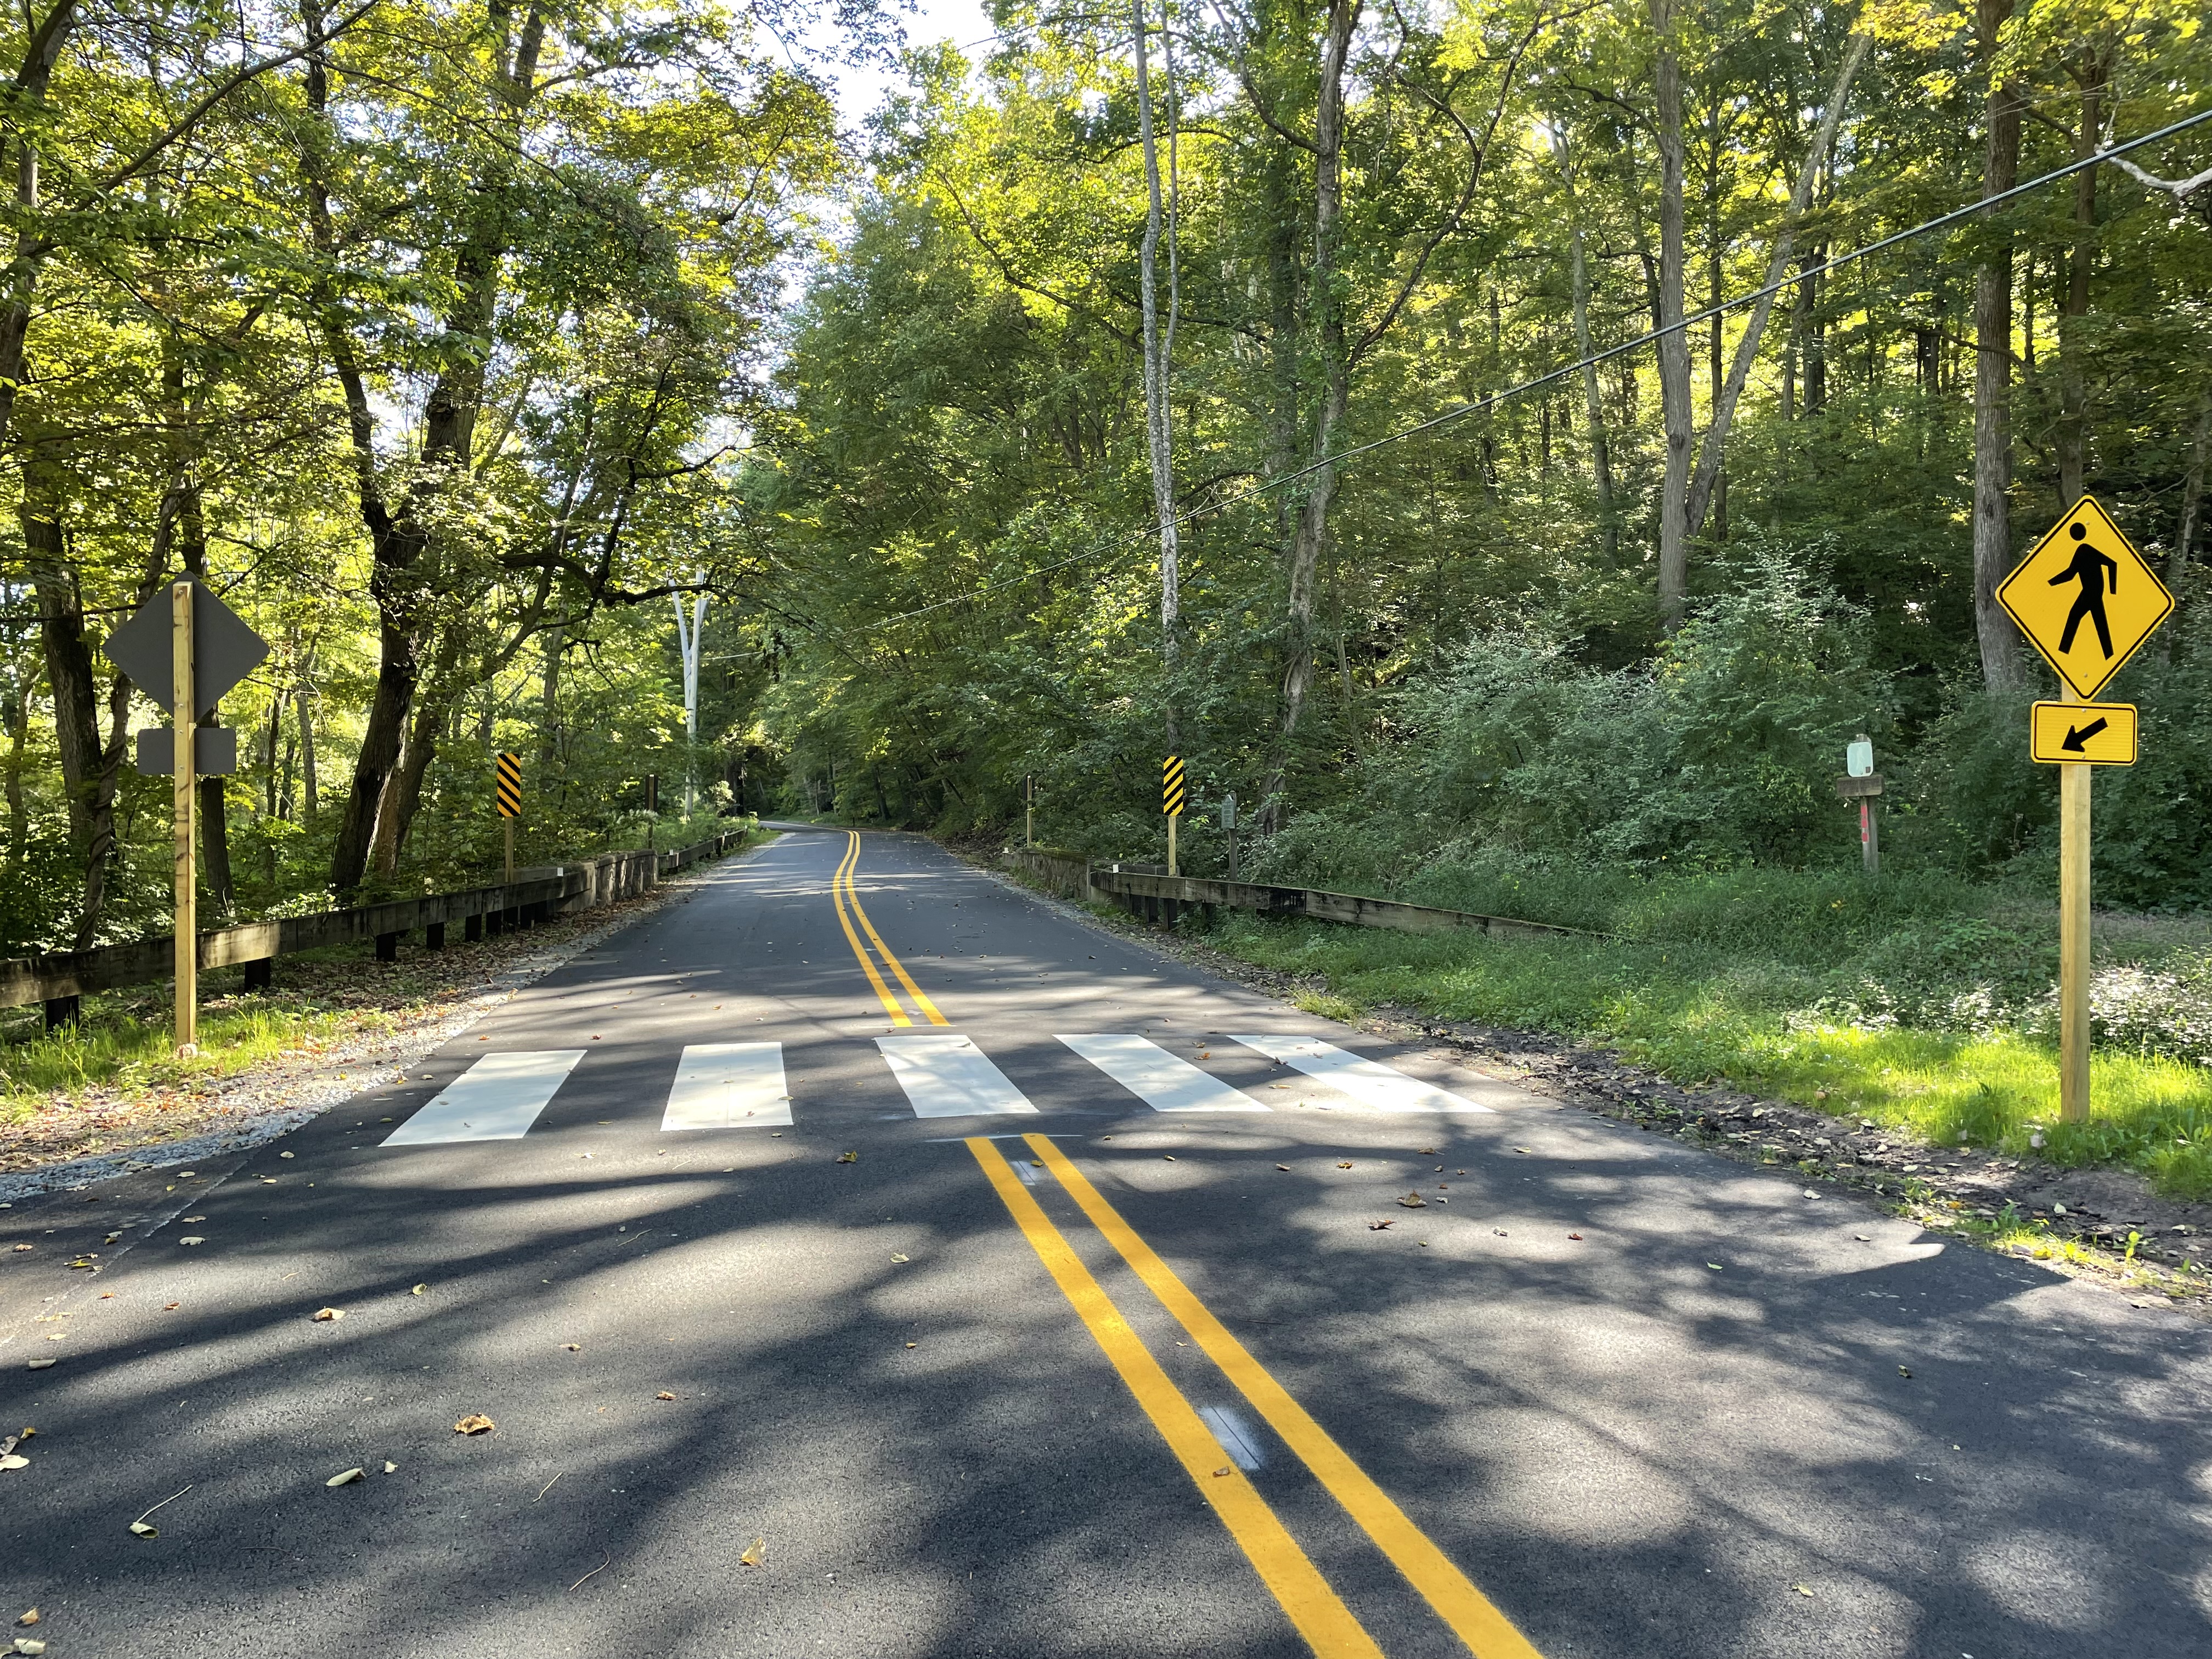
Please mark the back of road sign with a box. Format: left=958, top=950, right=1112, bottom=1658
left=1996, top=496, right=2172, bottom=700
left=101, top=577, right=270, bottom=719
left=1162, top=756, right=1184, bottom=817
left=2029, top=701, right=2137, bottom=766
left=495, top=752, right=523, bottom=817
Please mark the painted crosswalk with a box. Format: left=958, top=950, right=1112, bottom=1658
left=1057, top=1034, right=1266, bottom=1112
left=380, top=1050, right=586, bottom=1146
left=876, top=1034, right=1037, bottom=1118
left=662, top=1042, right=792, bottom=1130
left=376, top=1032, right=1488, bottom=1144
left=1228, top=1035, right=1494, bottom=1114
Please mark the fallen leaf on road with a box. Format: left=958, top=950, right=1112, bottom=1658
left=1212, top=1467, right=1232, bottom=1477
left=0, top=1455, right=26, bottom=1472
left=278, top=1152, right=294, bottom=1159
left=183, top=1216, right=205, bottom=1223
left=1398, top=1192, right=1427, bottom=1208
left=15, top=1611, right=34, bottom=1627
left=454, top=1414, right=496, bottom=1436
left=178, top=1237, right=205, bottom=1246
left=14, top=1638, right=45, bottom=1654
left=906, top=1342, right=917, bottom=1348
left=1791, top=1584, right=1813, bottom=1598
left=1568, top=1233, right=1584, bottom=1241
left=1707, top=1263, right=1723, bottom=1271
left=313, top=1308, right=344, bottom=1322
left=326, top=1468, right=364, bottom=1487
left=22, top=1362, right=50, bottom=1372
left=837, top=1150, right=857, bottom=1164
left=739, top=1538, right=765, bottom=1568
left=1276, top=1164, right=1290, bottom=1172
left=162, top=1302, right=179, bottom=1311
left=1418, top=1147, right=1438, bottom=1155
left=383, top=1462, right=398, bottom=1474
left=411, top=1284, right=426, bottom=1295
left=1336, top=1161, right=1353, bottom=1169
left=890, top=1253, right=910, bottom=1263
left=1368, top=1221, right=1393, bottom=1231
left=1513, top=1147, right=1531, bottom=1154
left=1897, top=1366, right=1912, bottom=1379
left=10, top=1245, right=30, bottom=1252
left=1162, top=1154, right=1176, bottom=1162
left=656, top=1392, right=676, bottom=1402
left=1854, top=1234, right=1871, bottom=1242
left=127, top=1522, right=157, bottom=1538
left=562, top=1344, right=582, bottom=1352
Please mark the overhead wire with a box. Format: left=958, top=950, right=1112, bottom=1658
left=854, top=104, right=2212, bottom=635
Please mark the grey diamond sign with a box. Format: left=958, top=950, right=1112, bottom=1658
left=101, top=577, right=269, bottom=720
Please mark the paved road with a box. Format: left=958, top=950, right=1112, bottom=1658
left=4, top=828, right=2210, bottom=1658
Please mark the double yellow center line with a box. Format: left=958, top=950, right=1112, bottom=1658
left=970, top=1134, right=1543, bottom=1659
left=833, top=831, right=947, bottom=1026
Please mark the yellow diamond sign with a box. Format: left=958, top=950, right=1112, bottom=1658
left=1996, top=495, right=2172, bottom=699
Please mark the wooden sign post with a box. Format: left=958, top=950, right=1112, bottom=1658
left=172, top=583, right=197, bottom=1057
left=100, top=574, right=270, bottom=1059
left=1025, top=775, right=1034, bottom=848
left=1998, top=495, right=2171, bottom=1124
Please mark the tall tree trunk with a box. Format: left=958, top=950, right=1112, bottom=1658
left=0, top=2, right=82, bottom=456
left=1972, top=0, right=2027, bottom=691
left=1259, top=0, right=1357, bottom=830
left=199, top=721, right=233, bottom=916
left=1684, top=31, right=1871, bottom=539
left=2055, top=53, right=2106, bottom=509
left=2164, top=397, right=2208, bottom=654
left=4, top=656, right=36, bottom=875
left=304, top=0, right=543, bottom=891
left=1651, top=0, right=1694, bottom=631
left=371, top=625, right=466, bottom=873
left=1132, top=0, right=1179, bottom=699
left=1551, top=122, right=1617, bottom=562
left=297, top=650, right=319, bottom=821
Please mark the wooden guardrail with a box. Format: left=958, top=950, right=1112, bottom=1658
left=4, top=827, right=753, bottom=1028
left=1003, top=847, right=1595, bottom=941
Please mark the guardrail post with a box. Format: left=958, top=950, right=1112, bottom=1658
left=242, top=958, right=272, bottom=993
left=466, top=913, right=484, bottom=943
left=426, top=922, right=445, bottom=951
left=375, top=932, right=398, bottom=962
left=43, top=994, right=79, bottom=1031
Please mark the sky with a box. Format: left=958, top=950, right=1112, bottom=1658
left=816, top=0, right=995, bottom=129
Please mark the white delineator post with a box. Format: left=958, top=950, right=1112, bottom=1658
left=172, top=581, right=198, bottom=1058
left=673, top=589, right=706, bottom=815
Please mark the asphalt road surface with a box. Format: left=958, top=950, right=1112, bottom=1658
left=5, top=828, right=2210, bottom=1659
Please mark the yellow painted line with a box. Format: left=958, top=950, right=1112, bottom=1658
left=832, top=832, right=910, bottom=1026
left=841, top=836, right=950, bottom=1026
left=1026, top=1133, right=1545, bottom=1659
left=967, top=1138, right=1383, bottom=1659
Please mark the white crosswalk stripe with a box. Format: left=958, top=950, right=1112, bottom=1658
left=381, top=1050, right=585, bottom=1146
left=1058, top=1034, right=1267, bottom=1112
left=876, top=1034, right=1037, bottom=1118
left=1227, top=1035, right=1494, bottom=1113
left=662, top=1042, right=792, bottom=1130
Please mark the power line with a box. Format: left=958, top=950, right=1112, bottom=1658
left=857, top=104, right=2212, bottom=635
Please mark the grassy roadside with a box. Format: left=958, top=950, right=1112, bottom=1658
left=0, top=827, right=775, bottom=1157
left=1195, top=909, right=2212, bottom=1202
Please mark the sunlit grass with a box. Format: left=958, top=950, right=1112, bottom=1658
left=1203, top=912, right=2212, bottom=1200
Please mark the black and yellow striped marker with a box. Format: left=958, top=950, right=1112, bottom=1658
left=494, top=752, right=522, bottom=818
left=1163, top=754, right=1184, bottom=817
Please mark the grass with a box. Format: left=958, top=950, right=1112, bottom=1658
left=1199, top=910, right=2212, bottom=1201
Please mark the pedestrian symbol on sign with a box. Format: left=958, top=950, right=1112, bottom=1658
left=2050, top=521, right=2118, bottom=659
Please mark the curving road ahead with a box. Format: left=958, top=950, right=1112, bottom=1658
left=3, top=827, right=2209, bottom=1658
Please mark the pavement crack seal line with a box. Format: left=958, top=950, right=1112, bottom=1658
left=966, top=1137, right=1384, bottom=1659
left=1023, top=1132, right=1546, bottom=1659
left=833, top=831, right=949, bottom=1026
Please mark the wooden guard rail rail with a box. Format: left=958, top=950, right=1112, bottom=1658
left=4, top=827, right=753, bottom=1029
left=1003, top=847, right=1598, bottom=941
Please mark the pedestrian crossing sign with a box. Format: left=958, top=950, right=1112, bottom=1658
left=1997, top=496, right=2172, bottom=700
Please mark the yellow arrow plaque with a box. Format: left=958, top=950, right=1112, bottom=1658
left=1996, top=496, right=2172, bottom=699
left=2029, top=701, right=2137, bottom=766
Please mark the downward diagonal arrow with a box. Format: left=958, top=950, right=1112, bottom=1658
left=2062, top=716, right=2110, bottom=752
